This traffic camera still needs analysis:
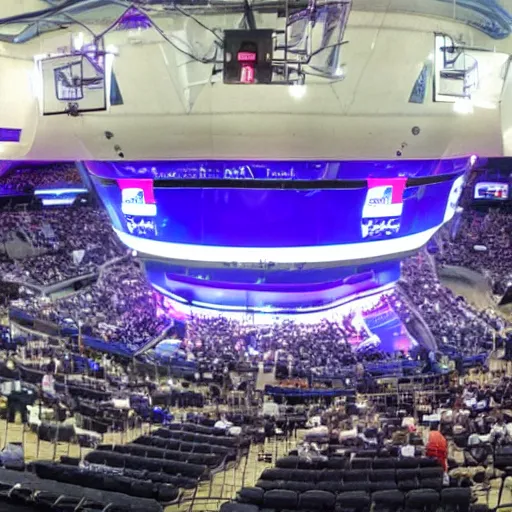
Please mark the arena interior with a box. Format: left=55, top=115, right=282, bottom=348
left=2, top=1, right=512, bottom=511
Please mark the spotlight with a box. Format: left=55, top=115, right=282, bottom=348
left=72, top=32, right=84, bottom=52
left=289, top=84, right=307, bottom=100
left=453, top=98, right=473, bottom=115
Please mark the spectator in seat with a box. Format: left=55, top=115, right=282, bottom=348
left=490, top=416, right=508, bottom=445
left=400, top=431, right=416, bottom=458
left=426, top=422, right=448, bottom=471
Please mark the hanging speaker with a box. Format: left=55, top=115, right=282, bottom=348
left=223, top=30, right=274, bottom=84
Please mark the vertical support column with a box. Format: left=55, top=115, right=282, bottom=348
left=76, top=161, right=101, bottom=206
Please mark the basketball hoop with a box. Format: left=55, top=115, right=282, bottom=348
left=38, top=47, right=109, bottom=116
left=66, top=102, right=80, bottom=117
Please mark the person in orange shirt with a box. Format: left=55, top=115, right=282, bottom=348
left=425, top=422, right=448, bottom=471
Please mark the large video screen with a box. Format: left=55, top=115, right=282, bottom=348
left=144, top=259, right=400, bottom=312
left=474, top=182, right=509, bottom=200
left=92, top=172, right=464, bottom=265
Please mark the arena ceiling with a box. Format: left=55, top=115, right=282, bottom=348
left=0, top=0, right=512, bottom=43
left=0, top=0, right=511, bottom=160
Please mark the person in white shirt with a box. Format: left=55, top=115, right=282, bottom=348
left=490, top=417, right=508, bottom=445
left=400, top=442, right=415, bottom=457
left=42, top=372, right=55, bottom=397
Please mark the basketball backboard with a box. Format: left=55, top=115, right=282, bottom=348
left=39, top=53, right=107, bottom=115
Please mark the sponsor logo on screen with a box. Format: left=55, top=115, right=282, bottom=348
left=361, top=217, right=401, bottom=239
left=362, top=178, right=406, bottom=219
left=368, top=186, right=393, bottom=205
left=118, top=179, right=157, bottom=217
left=123, top=188, right=144, bottom=204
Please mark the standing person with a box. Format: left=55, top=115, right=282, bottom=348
left=425, top=422, right=448, bottom=471
left=42, top=370, right=55, bottom=398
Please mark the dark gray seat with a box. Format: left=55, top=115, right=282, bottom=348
left=299, top=490, right=336, bottom=510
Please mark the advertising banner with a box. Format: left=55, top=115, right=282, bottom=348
left=117, top=179, right=157, bottom=217
left=361, top=177, right=407, bottom=240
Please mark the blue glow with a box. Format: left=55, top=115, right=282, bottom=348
left=144, top=259, right=400, bottom=311
left=88, top=159, right=469, bottom=314
left=114, top=224, right=440, bottom=264
left=0, top=128, right=21, bottom=143
left=96, top=177, right=460, bottom=249
left=87, top=158, right=471, bottom=181
left=153, top=282, right=397, bottom=322
left=35, top=188, right=88, bottom=195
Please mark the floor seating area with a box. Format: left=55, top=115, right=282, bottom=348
left=221, top=454, right=475, bottom=512
left=152, top=390, right=205, bottom=408
left=0, top=421, right=253, bottom=511
left=153, top=424, right=252, bottom=456
left=0, top=419, right=252, bottom=511
left=76, top=399, right=140, bottom=433
left=133, top=434, right=239, bottom=461
left=0, top=466, right=163, bottom=511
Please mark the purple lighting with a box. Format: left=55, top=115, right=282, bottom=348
left=0, top=128, right=21, bottom=143
left=116, top=7, right=152, bottom=31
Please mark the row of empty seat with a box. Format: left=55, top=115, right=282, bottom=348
left=0, top=467, right=163, bottom=512
left=96, top=442, right=227, bottom=469
left=222, top=453, right=473, bottom=512
left=222, top=487, right=474, bottom=512
left=31, top=460, right=180, bottom=503
left=134, top=434, right=236, bottom=458
left=274, top=455, right=439, bottom=470
left=154, top=426, right=251, bottom=452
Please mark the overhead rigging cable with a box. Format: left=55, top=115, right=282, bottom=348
left=145, top=14, right=222, bottom=64
left=243, top=0, right=257, bottom=30
left=94, top=5, right=221, bottom=64
left=171, top=4, right=224, bottom=44
left=0, top=0, right=221, bottom=63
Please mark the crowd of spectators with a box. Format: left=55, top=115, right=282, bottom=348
left=16, top=259, right=170, bottom=352
left=0, top=163, right=82, bottom=194
left=182, top=300, right=406, bottom=380
left=437, top=209, right=512, bottom=295
left=0, top=207, right=124, bottom=286
left=0, top=163, right=509, bottom=378
left=398, top=251, right=507, bottom=357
